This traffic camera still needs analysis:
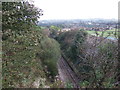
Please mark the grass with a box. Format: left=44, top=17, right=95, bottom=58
left=85, top=29, right=118, bottom=38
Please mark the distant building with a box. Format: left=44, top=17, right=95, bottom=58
left=61, top=28, right=71, bottom=32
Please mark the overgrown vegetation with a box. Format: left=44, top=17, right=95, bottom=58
left=57, top=29, right=87, bottom=64
left=2, top=1, right=61, bottom=88
left=2, top=1, right=119, bottom=88
left=56, top=29, right=118, bottom=88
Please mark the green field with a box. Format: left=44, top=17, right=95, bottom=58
left=86, top=29, right=118, bottom=38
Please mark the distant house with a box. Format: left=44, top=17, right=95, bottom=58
left=61, top=28, right=71, bottom=32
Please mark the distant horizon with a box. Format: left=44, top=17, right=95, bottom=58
left=38, top=15, right=118, bottom=21
left=38, top=18, right=118, bottom=21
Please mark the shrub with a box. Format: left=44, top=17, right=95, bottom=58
left=2, top=30, right=61, bottom=87
left=57, top=30, right=87, bottom=63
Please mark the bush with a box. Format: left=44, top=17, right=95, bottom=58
left=2, top=29, right=61, bottom=87
left=37, top=37, right=61, bottom=77
left=2, top=1, right=61, bottom=88
left=57, top=30, right=87, bottom=63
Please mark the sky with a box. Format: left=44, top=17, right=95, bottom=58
left=33, top=0, right=119, bottom=20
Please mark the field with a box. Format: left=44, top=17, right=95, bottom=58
left=86, top=29, right=118, bottom=38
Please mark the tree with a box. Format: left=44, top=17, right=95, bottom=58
left=49, top=25, right=60, bottom=39
left=2, top=1, right=43, bottom=40
left=2, top=1, right=61, bottom=88
left=57, top=29, right=118, bottom=88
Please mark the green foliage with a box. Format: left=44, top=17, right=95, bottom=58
left=103, top=77, right=115, bottom=88
left=2, top=2, right=43, bottom=32
left=98, top=42, right=117, bottom=60
left=50, top=25, right=60, bottom=30
left=80, top=41, right=118, bottom=88
left=50, top=80, right=64, bottom=88
left=57, top=29, right=118, bottom=88
left=86, top=29, right=118, bottom=38
left=93, top=42, right=118, bottom=87
left=2, top=31, right=45, bottom=87
left=65, top=83, right=73, bottom=88
left=79, top=81, right=90, bottom=87
left=49, top=25, right=60, bottom=38
left=57, top=30, right=87, bottom=63
left=37, top=37, right=61, bottom=77
left=2, top=28, right=61, bottom=88
left=2, top=1, right=61, bottom=88
left=2, top=1, right=43, bottom=41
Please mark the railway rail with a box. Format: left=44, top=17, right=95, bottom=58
left=58, top=55, right=81, bottom=88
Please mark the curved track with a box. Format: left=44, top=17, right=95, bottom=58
left=58, top=57, right=80, bottom=88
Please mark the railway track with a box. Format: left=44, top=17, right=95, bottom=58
left=58, top=56, right=80, bottom=88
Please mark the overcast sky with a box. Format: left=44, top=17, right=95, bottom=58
left=33, top=0, right=119, bottom=20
